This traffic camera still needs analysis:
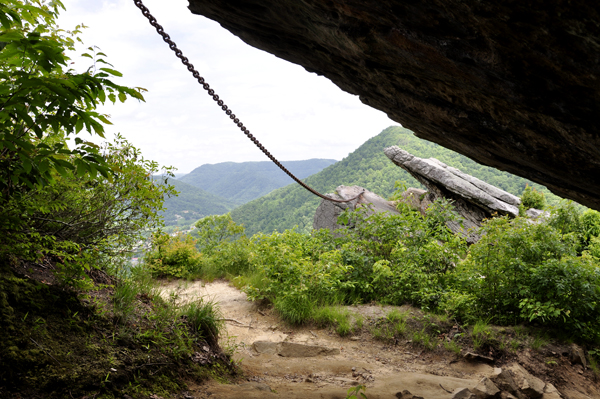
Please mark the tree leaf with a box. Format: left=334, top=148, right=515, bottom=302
left=99, top=67, right=122, bottom=77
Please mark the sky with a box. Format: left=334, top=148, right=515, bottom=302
left=56, top=0, right=397, bottom=174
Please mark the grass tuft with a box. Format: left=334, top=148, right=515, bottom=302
left=313, top=306, right=352, bottom=336
left=179, top=298, right=223, bottom=347
left=471, top=319, right=493, bottom=350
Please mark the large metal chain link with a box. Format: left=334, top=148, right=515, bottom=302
left=133, top=0, right=364, bottom=204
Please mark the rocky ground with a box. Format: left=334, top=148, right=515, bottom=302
left=160, top=280, right=600, bottom=399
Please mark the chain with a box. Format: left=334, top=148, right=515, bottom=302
left=133, top=0, right=364, bottom=204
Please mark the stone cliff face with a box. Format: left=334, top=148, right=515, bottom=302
left=187, top=0, right=600, bottom=210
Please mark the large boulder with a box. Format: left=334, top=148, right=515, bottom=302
left=385, top=146, right=520, bottom=241
left=313, top=185, right=400, bottom=232
left=505, top=363, right=546, bottom=399
left=313, top=147, right=522, bottom=242
left=188, top=0, right=600, bottom=211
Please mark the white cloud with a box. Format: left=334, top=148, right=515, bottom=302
left=58, top=0, right=396, bottom=173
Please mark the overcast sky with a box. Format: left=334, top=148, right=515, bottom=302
left=56, top=0, right=396, bottom=174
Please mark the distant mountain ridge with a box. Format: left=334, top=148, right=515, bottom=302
left=179, top=158, right=337, bottom=205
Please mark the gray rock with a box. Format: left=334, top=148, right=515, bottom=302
left=506, top=363, right=546, bottom=399
left=277, top=342, right=340, bottom=357
left=452, top=387, right=476, bottom=399
left=385, top=147, right=520, bottom=214
left=568, top=343, right=586, bottom=368
left=252, top=341, right=279, bottom=355
left=396, top=390, right=424, bottom=399
left=525, top=209, right=544, bottom=219
left=385, top=146, right=521, bottom=242
left=542, top=383, right=562, bottom=399
left=188, top=0, right=600, bottom=211
left=252, top=340, right=340, bottom=357
left=490, top=367, right=519, bottom=394
left=314, top=148, right=524, bottom=244
left=399, top=188, right=428, bottom=211
left=472, top=377, right=500, bottom=398
left=313, top=185, right=401, bottom=232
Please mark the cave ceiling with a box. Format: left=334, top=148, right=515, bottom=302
left=187, top=0, right=600, bottom=210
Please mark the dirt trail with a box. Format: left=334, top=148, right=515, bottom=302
left=160, top=280, right=501, bottom=399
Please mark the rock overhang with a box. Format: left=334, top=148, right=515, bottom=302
left=187, top=0, right=600, bottom=210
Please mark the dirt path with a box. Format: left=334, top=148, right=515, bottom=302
left=160, top=280, right=502, bottom=399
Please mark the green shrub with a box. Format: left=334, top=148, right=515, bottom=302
left=547, top=200, right=583, bottom=236
left=144, top=232, right=202, bottom=278
left=455, top=216, right=577, bottom=324
left=439, top=290, right=478, bottom=323
left=585, top=236, right=600, bottom=261
left=192, top=214, right=245, bottom=254
left=521, top=185, right=546, bottom=210
left=336, top=200, right=466, bottom=306
left=471, top=319, right=494, bottom=350
left=582, top=209, right=600, bottom=243
left=273, top=290, right=315, bottom=325
left=453, top=216, right=600, bottom=341
left=179, top=298, right=223, bottom=347
left=521, top=256, right=600, bottom=341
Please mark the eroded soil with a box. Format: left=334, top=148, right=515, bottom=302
left=161, top=280, right=600, bottom=399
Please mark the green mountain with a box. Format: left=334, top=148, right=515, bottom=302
left=159, top=178, right=236, bottom=226
left=230, top=126, right=560, bottom=236
left=179, top=158, right=337, bottom=205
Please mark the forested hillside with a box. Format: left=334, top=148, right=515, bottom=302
left=179, top=158, right=336, bottom=205
left=159, top=178, right=236, bottom=226
left=231, top=126, right=560, bottom=235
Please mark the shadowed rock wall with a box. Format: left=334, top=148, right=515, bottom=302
left=187, top=0, right=600, bottom=210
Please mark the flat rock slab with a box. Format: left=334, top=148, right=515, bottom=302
left=385, top=146, right=520, bottom=216
left=252, top=340, right=340, bottom=357
left=252, top=341, right=279, bottom=355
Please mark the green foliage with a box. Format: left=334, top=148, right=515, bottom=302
left=585, top=236, right=600, bottom=261
left=313, top=306, right=352, bottom=336
left=336, top=200, right=466, bottom=308
left=544, top=200, right=600, bottom=253
left=0, top=259, right=228, bottom=398
left=346, top=384, right=367, bottom=399
left=547, top=200, right=584, bottom=237
left=455, top=217, right=577, bottom=324
left=179, top=298, right=223, bottom=347
left=0, top=0, right=144, bottom=197
left=187, top=194, right=600, bottom=343
left=145, top=232, right=202, bottom=278
left=521, top=185, right=546, bottom=210
left=242, top=229, right=351, bottom=324
left=0, top=1, right=170, bottom=286
left=582, top=209, right=600, bottom=243
left=1, top=135, right=175, bottom=283
left=530, top=332, right=550, bottom=351
left=471, top=319, right=494, bottom=350
left=112, top=278, right=138, bottom=322
left=411, top=328, right=438, bottom=350
left=193, top=213, right=245, bottom=253
left=451, top=216, right=600, bottom=341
